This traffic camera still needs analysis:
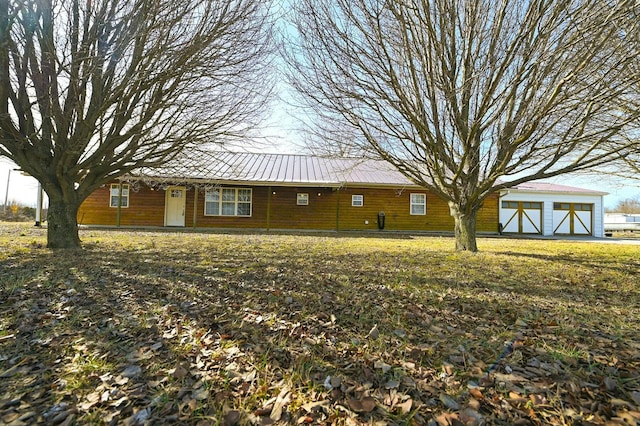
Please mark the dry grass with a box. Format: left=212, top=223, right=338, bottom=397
left=1, top=223, right=639, bottom=425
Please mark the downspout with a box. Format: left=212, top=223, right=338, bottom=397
left=335, top=187, right=341, bottom=231
left=35, top=181, right=43, bottom=226
left=193, top=185, right=198, bottom=228
left=599, top=196, right=605, bottom=238
left=116, top=182, right=122, bottom=227
left=266, top=186, right=271, bottom=231
left=497, top=190, right=510, bottom=235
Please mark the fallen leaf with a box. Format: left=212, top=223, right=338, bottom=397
left=460, top=408, right=483, bottom=425
left=384, top=379, right=399, bottom=389
left=368, top=324, right=379, bottom=339
left=192, top=388, right=209, bottom=401
left=242, top=369, right=257, bottom=382
left=610, top=398, right=634, bottom=409
left=529, top=394, right=546, bottom=406
left=121, top=365, right=141, bottom=378
left=468, top=398, right=481, bottom=411
left=439, top=393, right=460, bottom=411
left=469, top=388, right=483, bottom=400
left=603, top=376, right=617, bottom=391
left=254, top=405, right=273, bottom=416
left=223, top=409, right=241, bottom=426
left=78, top=392, right=101, bottom=411
left=302, top=400, right=329, bottom=413
left=348, top=396, right=376, bottom=413
left=435, top=412, right=459, bottom=426
left=323, top=375, right=333, bottom=389
left=188, top=399, right=198, bottom=411
left=374, top=360, right=392, bottom=373
left=2, top=412, right=19, bottom=423
left=58, top=413, right=75, bottom=426
left=115, top=375, right=129, bottom=385
left=270, top=386, right=291, bottom=421
left=393, top=329, right=407, bottom=338
left=330, top=376, right=342, bottom=388
left=171, top=364, right=189, bottom=379
left=124, top=407, right=150, bottom=425
left=0, top=359, right=28, bottom=378
left=397, top=398, right=412, bottom=414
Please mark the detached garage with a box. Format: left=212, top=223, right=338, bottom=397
left=499, top=183, right=606, bottom=237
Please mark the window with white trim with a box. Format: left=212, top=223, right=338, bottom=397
left=410, top=193, right=426, bottom=215
left=204, top=188, right=252, bottom=216
left=297, top=193, right=309, bottom=205
left=110, top=184, right=129, bottom=208
left=352, top=194, right=364, bottom=207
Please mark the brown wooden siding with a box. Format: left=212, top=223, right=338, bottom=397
left=78, top=182, right=499, bottom=233
left=78, top=185, right=165, bottom=226
left=337, top=187, right=431, bottom=231
left=265, top=187, right=337, bottom=230
left=477, top=194, right=500, bottom=233
left=333, top=188, right=498, bottom=232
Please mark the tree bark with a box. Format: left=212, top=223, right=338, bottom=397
left=449, top=202, right=479, bottom=252
left=46, top=198, right=81, bottom=249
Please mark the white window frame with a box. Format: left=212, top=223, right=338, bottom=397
left=110, top=184, right=129, bottom=208
left=410, top=193, right=426, bottom=215
left=352, top=194, right=364, bottom=207
left=204, top=187, right=252, bottom=217
left=297, top=193, right=309, bottom=206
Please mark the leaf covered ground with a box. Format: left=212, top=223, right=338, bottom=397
left=1, top=223, right=639, bottom=425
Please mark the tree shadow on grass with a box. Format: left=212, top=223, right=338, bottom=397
left=1, top=239, right=638, bottom=424
left=84, top=226, right=420, bottom=240
left=491, top=248, right=640, bottom=272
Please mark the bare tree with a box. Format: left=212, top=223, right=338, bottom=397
left=286, top=0, right=640, bottom=251
left=301, top=120, right=366, bottom=157
left=606, top=195, right=640, bottom=213
left=0, top=0, right=274, bottom=248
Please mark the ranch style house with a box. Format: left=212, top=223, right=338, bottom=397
left=77, top=152, right=607, bottom=237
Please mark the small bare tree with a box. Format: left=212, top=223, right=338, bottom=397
left=286, top=0, right=640, bottom=251
left=607, top=196, right=640, bottom=214
left=0, top=0, right=274, bottom=248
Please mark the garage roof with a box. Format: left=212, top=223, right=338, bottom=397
left=509, top=182, right=608, bottom=196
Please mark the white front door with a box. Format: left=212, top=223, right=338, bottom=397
left=165, top=186, right=186, bottom=226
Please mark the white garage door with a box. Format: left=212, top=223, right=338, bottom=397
left=500, top=201, right=542, bottom=234
left=553, top=203, right=592, bottom=235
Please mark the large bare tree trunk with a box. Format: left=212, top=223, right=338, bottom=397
left=449, top=202, right=479, bottom=252
left=46, top=196, right=81, bottom=249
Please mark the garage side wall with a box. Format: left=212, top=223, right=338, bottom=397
left=499, top=191, right=604, bottom=237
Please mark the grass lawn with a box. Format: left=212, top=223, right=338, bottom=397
left=1, top=223, right=639, bottom=425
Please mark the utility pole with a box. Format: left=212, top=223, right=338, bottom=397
left=35, top=181, right=43, bottom=226
left=3, top=169, right=10, bottom=214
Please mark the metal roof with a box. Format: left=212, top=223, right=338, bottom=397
left=137, top=151, right=414, bottom=187
left=134, top=151, right=606, bottom=195
left=509, top=181, right=608, bottom=196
